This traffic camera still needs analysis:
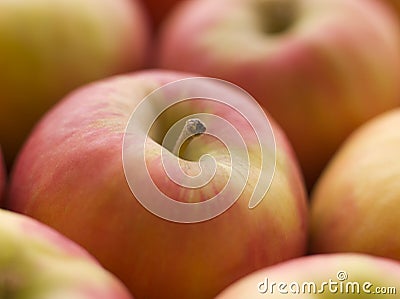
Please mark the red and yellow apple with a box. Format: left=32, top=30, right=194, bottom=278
left=0, top=0, right=150, bottom=166
left=216, top=253, right=400, bottom=298
left=0, top=208, right=133, bottom=298
left=7, top=70, right=308, bottom=298
left=156, top=0, right=400, bottom=188
left=310, top=108, right=400, bottom=261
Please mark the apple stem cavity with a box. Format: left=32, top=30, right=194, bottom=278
left=172, top=118, right=206, bottom=157
left=257, top=0, right=299, bottom=34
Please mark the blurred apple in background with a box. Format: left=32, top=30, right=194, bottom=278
left=216, top=253, right=400, bottom=298
left=156, top=0, right=400, bottom=189
left=310, top=108, right=400, bottom=261
left=0, top=0, right=150, bottom=167
left=6, top=70, right=308, bottom=298
left=0, top=209, right=133, bottom=298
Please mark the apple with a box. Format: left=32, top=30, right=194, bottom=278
left=0, top=208, right=133, bottom=298
left=0, top=149, right=5, bottom=205
left=216, top=253, right=400, bottom=298
left=6, top=70, right=308, bottom=299
left=310, top=108, right=400, bottom=261
left=156, top=0, right=400, bottom=189
left=0, top=0, right=150, bottom=167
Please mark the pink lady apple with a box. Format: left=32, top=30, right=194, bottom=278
left=0, top=209, right=133, bottom=298
left=216, top=253, right=400, bottom=298
left=310, top=108, right=400, bottom=261
left=0, top=0, right=150, bottom=166
left=7, top=70, right=308, bottom=298
left=156, top=0, right=400, bottom=188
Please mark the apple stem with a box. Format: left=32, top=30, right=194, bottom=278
left=257, top=0, right=299, bottom=34
left=172, top=118, right=206, bottom=157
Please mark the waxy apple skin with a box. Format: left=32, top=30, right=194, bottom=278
left=216, top=253, right=400, bottom=298
left=310, top=108, right=400, bottom=261
left=7, top=70, right=308, bottom=299
left=0, top=209, right=133, bottom=299
left=0, top=0, right=150, bottom=167
left=156, top=0, right=400, bottom=188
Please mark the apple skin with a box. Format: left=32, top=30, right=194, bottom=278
left=0, top=0, right=150, bottom=167
left=216, top=253, right=400, bottom=298
left=310, top=108, right=400, bottom=261
left=6, top=70, right=308, bottom=299
left=156, top=0, right=400, bottom=189
left=0, top=208, right=133, bottom=298
left=0, top=149, right=5, bottom=205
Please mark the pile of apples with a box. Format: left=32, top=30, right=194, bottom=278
left=1, top=0, right=400, bottom=298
